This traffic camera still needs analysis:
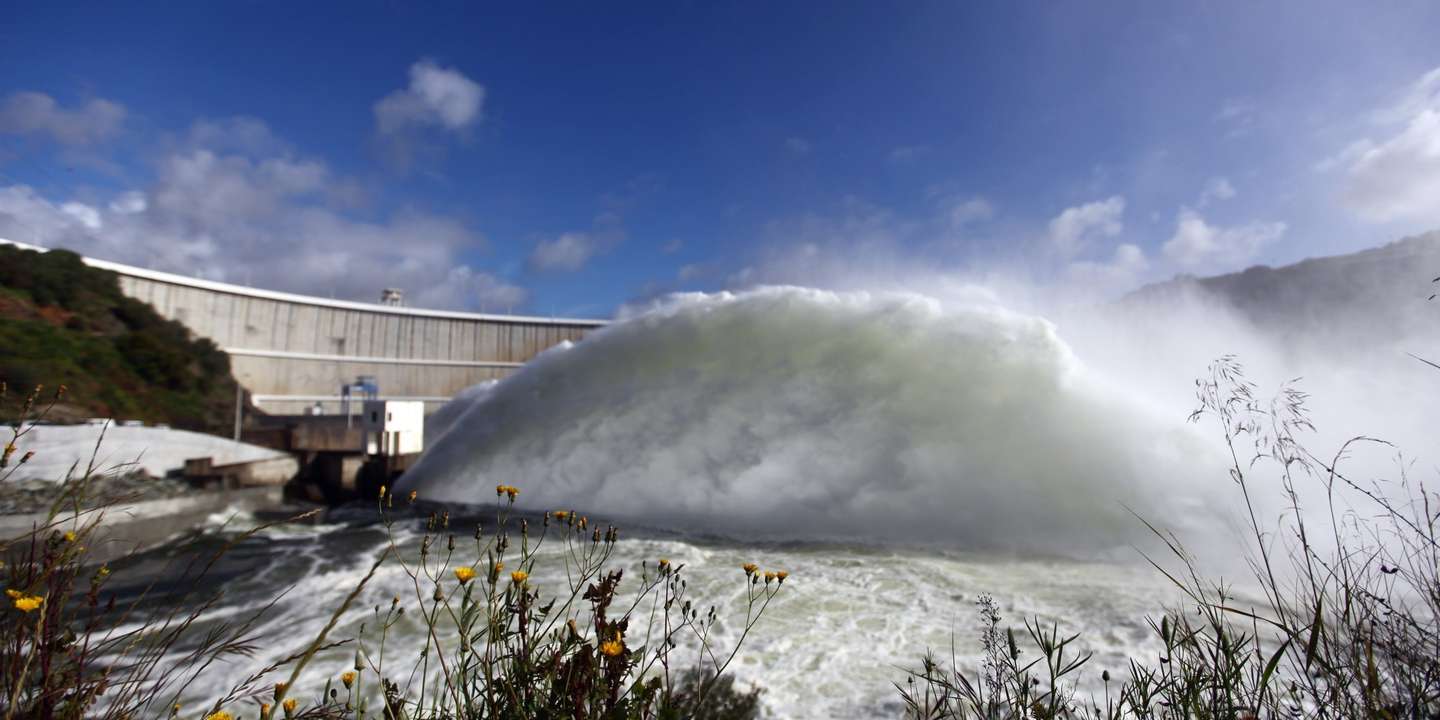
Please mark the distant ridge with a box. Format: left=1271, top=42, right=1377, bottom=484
left=1123, top=230, right=1440, bottom=351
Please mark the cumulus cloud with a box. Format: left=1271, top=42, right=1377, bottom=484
left=0, top=91, right=125, bottom=145
left=528, top=232, right=596, bottom=273
left=1161, top=208, right=1285, bottom=269
left=1048, top=196, right=1124, bottom=257
left=0, top=118, right=525, bottom=312
left=1067, top=242, right=1148, bottom=293
left=374, top=60, right=485, bottom=134
left=1336, top=66, right=1440, bottom=225
left=946, top=196, right=994, bottom=229
left=1198, top=177, right=1236, bottom=207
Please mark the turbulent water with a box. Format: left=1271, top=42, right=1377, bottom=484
left=127, top=510, right=1181, bottom=720
left=128, top=287, right=1281, bottom=717
left=404, top=288, right=1227, bottom=555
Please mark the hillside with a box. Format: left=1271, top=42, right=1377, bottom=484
left=1124, top=230, right=1440, bottom=353
left=0, top=243, right=240, bottom=432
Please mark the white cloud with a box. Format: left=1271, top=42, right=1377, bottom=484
left=784, top=137, right=812, bottom=155
left=1048, top=196, right=1124, bottom=257
left=1161, top=208, right=1285, bottom=269
left=1198, top=177, right=1236, bottom=207
left=946, top=196, right=994, bottom=229
left=1337, top=66, right=1440, bottom=225
left=0, top=91, right=125, bottom=145
left=59, top=202, right=102, bottom=231
left=1214, top=98, right=1258, bottom=138
left=374, top=60, right=485, bottom=134
left=0, top=118, right=523, bottom=312
left=108, top=191, right=147, bottom=214
left=1067, top=242, right=1148, bottom=292
left=528, top=232, right=596, bottom=273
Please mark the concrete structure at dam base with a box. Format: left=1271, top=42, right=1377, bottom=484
left=1, top=239, right=607, bottom=416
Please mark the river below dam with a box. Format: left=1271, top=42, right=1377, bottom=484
left=109, top=504, right=1183, bottom=719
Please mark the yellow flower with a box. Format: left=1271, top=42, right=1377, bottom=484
left=741, top=562, right=758, bottom=576
left=378, top=485, right=387, bottom=497
left=505, top=485, right=519, bottom=500
left=4, top=589, right=20, bottom=598
left=658, top=558, right=670, bottom=569
left=599, top=631, right=624, bottom=657
left=553, top=510, right=569, bottom=520
left=764, top=571, right=776, bottom=584
left=454, top=566, right=477, bottom=584
left=13, top=595, right=43, bottom=612
left=63, top=530, right=77, bottom=543
left=341, top=670, right=356, bottom=688
left=205, top=712, right=233, bottom=720
left=261, top=703, right=272, bottom=716
left=495, top=484, right=508, bottom=496
left=510, top=570, right=528, bottom=584
left=776, top=570, right=789, bottom=582
left=283, top=698, right=298, bottom=716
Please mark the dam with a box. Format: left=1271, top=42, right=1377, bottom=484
left=1, top=239, right=607, bottom=415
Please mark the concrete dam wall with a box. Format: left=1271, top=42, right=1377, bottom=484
left=4, top=240, right=606, bottom=415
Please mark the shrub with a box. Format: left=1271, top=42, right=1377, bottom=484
left=0, top=244, right=238, bottom=431
left=1, top=385, right=783, bottom=720
left=899, top=356, right=1440, bottom=718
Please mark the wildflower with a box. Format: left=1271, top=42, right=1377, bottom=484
left=505, top=485, right=519, bottom=500
left=776, top=570, right=789, bottom=583
left=63, top=530, right=77, bottom=543
left=13, top=594, right=43, bottom=612
left=341, top=671, right=356, bottom=688
left=554, top=510, right=569, bottom=520
left=495, top=484, right=509, bottom=496
left=454, top=566, right=476, bottom=584
left=273, top=682, right=288, bottom=700
left=378, top=485, right=387, bottom=498
left=600, top=631, right=624, bottom=657
left=19, top=450, right=33, bottom=464
left=205, top=712, right=233, bottom=720
left=764, top=571, right=776, bottom=584
left=261, top=703, right=272, bottom=717
left=510, top=570, right=528, bottom=584
left=742, top=562, right=758, bottom=576
left=658, top=558, right=671, bottom=571
left=283, top=698, right=298, bottom=716
left=4, top=589, right=20, bottom=598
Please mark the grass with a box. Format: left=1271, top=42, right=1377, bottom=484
left=6, top=351, right=1440, bottom=718
left=898, top=356, right=1440, bottom=719
left=1, top=384, right=784, bottom=720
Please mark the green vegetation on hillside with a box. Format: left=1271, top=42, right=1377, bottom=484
left=0, top=243, right=239, bottom=432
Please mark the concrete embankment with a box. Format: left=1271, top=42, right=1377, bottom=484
left=0, top=486, right=289, bottom=565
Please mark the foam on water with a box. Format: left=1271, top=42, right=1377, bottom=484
left=157, top=521, right=1178, bottom=720
left=402, top=287, right=1226, bottom=555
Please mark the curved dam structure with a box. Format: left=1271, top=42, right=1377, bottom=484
left=1, top=239, right=606, bottom=415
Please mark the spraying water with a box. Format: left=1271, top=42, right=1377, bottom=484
left=401, top=287, right=1225, bottom=556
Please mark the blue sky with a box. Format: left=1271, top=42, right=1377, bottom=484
left=3, top=2, right=1439, bottom=317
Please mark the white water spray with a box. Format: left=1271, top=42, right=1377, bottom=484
left=401, top=287, right=1225, bottom=555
